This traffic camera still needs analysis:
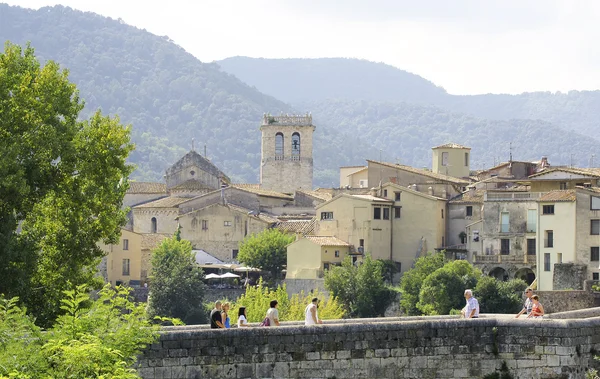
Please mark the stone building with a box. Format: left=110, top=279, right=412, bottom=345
left=286, top=236, right=352, bottom=279
left=339, top=166, right=368, bottom=188
left=431, top=143, right=471, bottom=179
left=165, top=150, right=230, bottom=194
left=260, top=113, right=315, bottom=194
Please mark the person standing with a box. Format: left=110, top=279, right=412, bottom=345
left=515, top=288, right=534, bottom=318
left=527, top=295, right=545, bottom=318
left=237, top=306, right=249, bottom=327
left=265, top=300, right=280, bottom=326
left=221, top=302, right=231, bottom=329
left=304, top=297, right=323, bottom=325
left=210, top=301, right=224, bottom=328
left=461, top=289, right=479, bottom=319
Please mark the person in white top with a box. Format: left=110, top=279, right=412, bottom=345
left=461, top=289, right=480, bottom=318
left=265, top=300, right=280, bottom=326
left=237, top=306, right=249, bottom=327
left=305, top=297, right=323, bottom=325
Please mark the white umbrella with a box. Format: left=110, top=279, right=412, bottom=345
left=205, top=273, right=221, bottom=279
left=220, top=272, right=241, bottom=278
left=234, top=266, right=260, bottom=272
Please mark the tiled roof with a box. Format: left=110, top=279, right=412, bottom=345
left=538, top=190, right=577, bottom=202
left=368, top=160, right=470, bottom=185
left=231, top=184, right=294, bottom=200
left=133, top=197, right=189, bottom=208
left=303, top=236, right=351, bottom=247
left=351, top=194, right=394, bottom=202
left=577, top=186, right=600, bottom=194
left=296, top=190, right=333, bottom=202
left=127, top=181, right=166, bottom=194
left=141, top=233, right=170, bottom=249
left=276, top=218, right=318, bottom=235
left=169, top=179, right=214, bottom=191
left=529, top=167, right=600, bottom=179
left=449, top=189, right=485, bottom=204
left=232, top=183, right=260, bottom=190
left=432, top=143, right=471, bottom=150
left=226, top=204, right=280, bottom=224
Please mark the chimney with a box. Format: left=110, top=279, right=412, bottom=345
left=411, top=184, right=418, bottom=191
left=370, top=187, right=378, bottom=197
left=468, top=186, right=475, bottom=197
left=540, top=156, right=549, bottom=168
left=428, top=186, right=434, bottom=196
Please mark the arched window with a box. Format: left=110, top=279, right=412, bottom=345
left=291, top=132, right=300, bottom=161
left=275, top=133, right=284, bottom=160
left=151, top=217, right=157, bottom=233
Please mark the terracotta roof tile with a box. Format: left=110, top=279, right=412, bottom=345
left=231, top=184, right=294, bottom=200
left=276, top=218, right=318, bottom=235
left=303, top=236, right=351, bottom=247
left=169, top=179, right=214, bottom=191
left=432, top=143, right=471, bottom=150
left=296, top=190, right=333, bottom=202
left=127, top=182, right=166, bottom=194
left=368, top=160, right=470, bottom=185
left=133, top=197, right=189, bottom=208
left=538, top=190, right=577, bottom=202
left=529, top=167, right=600, bottom=179
left=449, top=189, right=485, bottom=204
left=351, top=194, right=394, bottom=202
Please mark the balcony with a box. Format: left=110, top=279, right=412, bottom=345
left=485, top=192, right=545, bottom=201
left=473, top=253, right=531, bottom=264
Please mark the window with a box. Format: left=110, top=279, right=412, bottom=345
left=592, top=196, right=600, bottom=210
left=321, top=212, right=333, bottom=220
left=394, top=206, right=402, bottom=219
left=122, top=259, right=130, bottom=276
left=383, top=189, right=388, bottom=197
left=394, top=192, right=401, bottom=201
left=374, top=207, right=381, bottom=220
left=527, top=209, right=537, bottom=233
left=592, top=220, right=600, bottom=235
left=466, top=206, right=473, bottom=217
left=544, top=253, right=551, bottom=271
left=464, top=152, right=469, bottom=167
left=201, top=220, right=208, bottom=230
left=442, top=236, right=445, bottom=247
left=359, top=239, right=364, bottom=247
left=542, top=205, right=555, bottom=215
left=383, top=208, right=390, bottom=220
left=560, top=182, right=568, bottom=190
left=442, top=152, right=449, bottom=166
left=545, top=230, right=554, bottom=248
left=526, top=239, right=536, bottom=255
left=460, top=233, right=467, bottom=244
left=151, top=217, right=157, bottom=233
left=592, top=247, right=600, bottom=262
left=500, top=239, right=510, bottom=255
left=593, top=273, right=599, bottom=281
left=557, top=253, right=563, bottom=264
left=500, top=212, right=509, bottom=233
left=291, top=132, right=300, bottom=160
left=123, top=239, right=129, bottom=251
left=335, top=250, right=340, bottom=258
left=275, top=132, right=284, bottom=160
left=232, top=249, right=239, bottom=259
left=224, top=221, right=232, bottom=227
left=358, top=239, right=365, bottom=254
left=441, top=209, right=444, bottom=219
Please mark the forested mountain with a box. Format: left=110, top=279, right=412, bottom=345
left=0, top=4, right=374, bottom=185
left=218, top=57, right=600, bottom=141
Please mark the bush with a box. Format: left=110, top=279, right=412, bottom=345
left=398, top=252, right=446, bottom=315
left=475, top=276, right=527, bottom=314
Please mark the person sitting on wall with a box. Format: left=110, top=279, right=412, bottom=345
left=527, top=295, right=545, bottom=318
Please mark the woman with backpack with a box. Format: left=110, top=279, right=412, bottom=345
left=261, top=300, right=280, bottom=326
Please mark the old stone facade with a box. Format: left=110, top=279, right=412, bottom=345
left=260, top=114, right=315, bottom=194
left=165, top=150, right=229, bottom=192
left=137, top=312, right=600, bottom=379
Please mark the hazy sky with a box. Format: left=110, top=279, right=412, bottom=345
left=5, top=0, right=600, bottom=95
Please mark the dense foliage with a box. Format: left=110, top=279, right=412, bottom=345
left=324, top=255, right=394, bottom=318
left=400, top=252, right=527, bottom=315
left=226, top=279, right=345, bottom=323
left=0, top=42, right=133, bottom=327
left=238, top=228, right=295, bottom=280
left=147, top=232, right=206, bottom=324
left=0, top=285, right=160, bottom=378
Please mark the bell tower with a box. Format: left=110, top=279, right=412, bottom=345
left=260, top=113, right=315, bottom=194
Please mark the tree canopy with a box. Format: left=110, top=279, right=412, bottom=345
left=0, top=42, right=133, bottom=326
left=147, top=233, right=206, bottom=324
left=237, top=228, right=294, bottom=280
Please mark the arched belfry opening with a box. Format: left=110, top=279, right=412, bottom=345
left=291, top=132, right=300, bottom=161
left=151, top=217, right=157, bottom=233
left=275, top=132, right=284, bottom=160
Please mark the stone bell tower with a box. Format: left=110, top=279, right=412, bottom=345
left=259, top=113, right=315, bottom=194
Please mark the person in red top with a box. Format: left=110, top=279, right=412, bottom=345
left=527, top=295, right=544, bottom=318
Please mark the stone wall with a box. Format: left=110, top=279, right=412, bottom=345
left=137, top=314, right=600, bottom=379
left=284, top=278, right=329, bottom=297
left=537, top=289, right=600, bottom=313
left=553, top=263, right=588, bottom=290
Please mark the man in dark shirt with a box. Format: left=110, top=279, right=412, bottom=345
left=210, top=301, right=224, bottom=328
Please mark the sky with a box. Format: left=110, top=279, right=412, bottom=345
left=4, top=0, right=600, bottom=95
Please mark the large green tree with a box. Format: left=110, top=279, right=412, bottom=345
left=398, top=252, right=446, bottom=315
left=0, top=42, right=133, bottom=326
left=474, top=276, right=527, bottom=314
left=147, top=232, right=206, bottom=324
left=324, top=255, right=394, bottom=318
left=237, top=228, right=294, bottom=280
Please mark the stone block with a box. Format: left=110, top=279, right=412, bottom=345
left=235, top=363, right=253, bottom=378
left=255, top=362, right=274, bottom=377
left=453, top=368, right=469, bottom=378
left=547, top=354, right=560, bottom=367
left=154, top=366, right=171, bottom=379
left=306, top=352, right=320, bottom=360
left=375, top=348, right=390, bottom=358
left=336, top=350, right=351, bottom=359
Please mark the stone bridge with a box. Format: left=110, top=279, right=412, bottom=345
left=137, top=309, right=600, bottom=379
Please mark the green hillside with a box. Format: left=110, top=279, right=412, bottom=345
left=0, top=4, right=373, bottom=186
left=218, top=57, right=600, bottom=141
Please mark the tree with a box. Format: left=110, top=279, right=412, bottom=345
left=416, top=260, right=480, bottom=315
left=237, top=228, right=294, bottom=280
left=0, top=42, right=134, bottom=326
left=474, top=276, right=527, bottom=314
left=324, top=255, right=394, bottom=318
left=0, top=284, right=161, bottom=378
left=398, top=252, right=446, bottom=315
left=147, top=234, right=206, bottom=324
